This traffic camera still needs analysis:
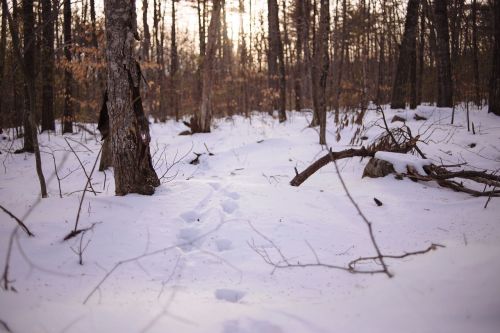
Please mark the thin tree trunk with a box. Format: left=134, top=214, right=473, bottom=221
left=196, top=0, right=221, bottom=133
left=434, top=0, right=453, bottom=107
left=142, top=0, right=150, bottom=61
left=62, top=0, right=73, bottom=133
left=41, top=0, right=55, bottom=132
left=312, top=0, right=330, bottom=144
left=472, top=0, right=480, bottom=106
left=267, top=0, right=286, bottom=122
left=104, top=0, right=160, bottom=195
left=90, top=0, right=97, bottom=47
left=170, top=0, right=179, bottom=121
left=390, top=0, right=419, bottom=109
left=293, top=0, right=303, bottom=111
left=489, top=0, right=500, bottom=115
left=335, top=0, right=347, bottom=122
left=238, top=0, right=249, bottom=117
left=0, top=0, right=6, bottom=130
left=22, top=0, right=35, bottom=151
left=417, top=7, right=425, bottom=104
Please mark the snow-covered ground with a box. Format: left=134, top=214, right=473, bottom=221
left=1, top=105, right=499, bottom=333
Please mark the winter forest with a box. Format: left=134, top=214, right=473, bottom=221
left=0, top=0, right=500, bottom=331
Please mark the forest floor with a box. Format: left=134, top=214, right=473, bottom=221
left=1, top=105, right=500, bottom=333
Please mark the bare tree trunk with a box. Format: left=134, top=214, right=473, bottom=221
left=22, top=0, right=35, bottom=151
left=267, top=0, right=287, bottom=122
left=142, top=0, right=150, bottom=61
left=293, top=0, right=303, bottom=112
left=104, top=0, right=160, bottom=195
left=195, top=0, right=221, bottom=133
left=3, top=0, right=47, bottom=197
left=335, top=0, right=347, bottom=122
left=41, top=0, right=55, bottom=132
left=90, top=0, right=97, bottom=47
left=489, top=0, right=500, bottom=115
left=62, top=0, right=73, bottom=133
left=390, top=0, right=419, bottom=109
left=312, top=0, right=329, bottom=144
left=0, top=0, right=6, bottom=131
left=434, top=0, right=453, bottom=107
left=417, top=7, right=425, bottom=104
left=170, top=0, right=179, bottom=121
left=238, top=0, right=249, bottom=117
left=471, top=0, right=480, bottom=106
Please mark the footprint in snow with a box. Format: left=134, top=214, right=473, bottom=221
left=221, top=199, right=239, bottom=214
left=177, top=227, right=201, bottom=251
left=215, top=238, right=233, bottom=252
left=215, top=288, right=245, bottom=303
left=180, top=210, right=202, bottom=223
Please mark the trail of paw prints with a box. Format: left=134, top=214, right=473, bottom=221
left=176, top=183, right=241, bottom=253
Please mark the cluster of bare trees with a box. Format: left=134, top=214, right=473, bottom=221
left=0, top=0, right=499, bottom=195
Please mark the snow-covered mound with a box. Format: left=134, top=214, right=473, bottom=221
left=0, top=105, right=499, bottom=333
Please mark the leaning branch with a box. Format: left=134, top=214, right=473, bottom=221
left=0, top=205, right=34, bottom=237
left=290, top=147, right=374, bottom=186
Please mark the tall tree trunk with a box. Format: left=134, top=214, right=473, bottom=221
left=294, top=0, right=304, bottom=112
left=267, top=0, right=287, bottom=122
left=22, top=0, right=35, bottom=151
left=195, top=0, right=221, bottom=133
left=142, top=0, right=150, bottom=60
left=103, top=0, right=160, bottom=195
left=62, top=0, right=73, bottom=133
left=417, top=7, right=425, bottom=104
left=335, top=0, right=347, bottom=122
left=90, top=0, right=97, bottom=47
left=4, top=0, right=47, bottom=197
left=41, top=0, right=55, bottom=132
left=434, top=0, right=453, bottom=107
left=170, top=0, right=179, bottom=121
left=312, top=0, right=330, bottom=144
left=390, top=0, right=419, bottom=109
left=472, top=0, right=480, bottom=106
left=238, top=0, right=249, bottom=117
left=489, top=0, right=500, bottom=115
left=0, top=0, right=6, bottom=131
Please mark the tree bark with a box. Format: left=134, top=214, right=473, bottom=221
left=312, top=0, right=329, bottom=144
left=170, top=0, right=179, bottom=121
left=434, top=0, right=453, bottom=107
left=489, top=0, right=500, bottom=115
left=195, top=0, right=221, bottom=133
left=41, top=0, right=55, bottom=132
left=142, top=0, right=150, bottom=61
left=390, top=0, right=419, bottom=109
left=471, top=0, right=480, bottom=106
left=0, top=0, right=6, bottom=130
left=268, top=0, right=287, bottom=122
left=104, top=0, right=160, bottom=195
left=4, top=0, right=47, bottom=197
left=62, top=0, right=73, bottom=133
left=22, top=0, right=35, bottom=151
left=90, top=0, right=97, bottom=47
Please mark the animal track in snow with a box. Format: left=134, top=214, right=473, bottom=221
left=221, top=199, right=239, bottom=214
left=215, top=288, right=245, bottom=303
left=177, top=227, right=202, bottom=251
left=215, top=238, right=233, bottom=252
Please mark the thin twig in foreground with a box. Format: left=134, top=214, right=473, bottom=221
left=0, top=205, right=34, bottom=237
left=330, top=154, right=392, bottom=277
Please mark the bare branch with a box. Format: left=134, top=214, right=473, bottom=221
left=0, top=205, right=34, bottom=237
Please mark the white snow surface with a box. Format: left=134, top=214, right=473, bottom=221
left=1, top=105, right=500, bottom=333
left=374, top=151, right=432, bottom=175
